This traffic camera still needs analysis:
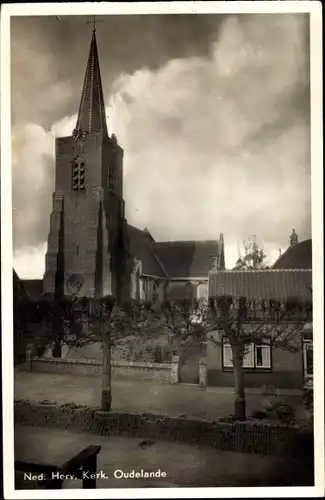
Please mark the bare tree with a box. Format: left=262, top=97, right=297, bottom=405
left=76, top=297, right=159, bottom=410
left=16, top=297, right=77, bottom=358
left=234, top=235, right=269, bottom=270
left=158, top=298, right=209, bottom=357
left=157, top=296, right=312, bottom=421
left=209, top=296, right=312, bottom=420
left=20, top=294, right=160, bottom=410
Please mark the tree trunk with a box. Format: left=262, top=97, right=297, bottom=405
left=52, top=339, right=62, bottom=358
left=101, top=337, right=111, bottom=411
left=231, top=343, right=246, bottom=421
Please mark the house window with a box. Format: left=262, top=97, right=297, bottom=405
left=303, top=341, right=313, bottom=379
left=223, top=343, right=233, bottom=368
left=223, top=342, right=271, bottom=370
left=72, top=156, right=85, bottom=191
left=254, top=344, right=271, bottom=368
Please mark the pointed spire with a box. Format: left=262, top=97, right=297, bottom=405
left=74, top=29, right=107, bottom=136
left=211, top=233, right=225, bottom=271
left=219, top=233, right=225, bottom=270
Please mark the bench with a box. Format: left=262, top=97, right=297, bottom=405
left=15, top=445, right=101, bottom=489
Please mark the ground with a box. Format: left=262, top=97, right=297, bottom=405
left=15, top=426, right=306, bottom=488
left=14, top=371, right=308, bottom=421
left=14, top=372, right=312, bottom=489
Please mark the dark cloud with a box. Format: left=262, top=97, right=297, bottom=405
left=11, top=14, right=311, bottom=277
left=11, top=14, right=225, bottom=129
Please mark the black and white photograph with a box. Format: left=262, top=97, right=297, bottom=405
left=1, top=2, right=323, bottom=498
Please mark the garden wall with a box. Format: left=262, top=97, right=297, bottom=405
left=21, top=356, right=178, bottom=384
left=14, top=400, right=313, bottom=459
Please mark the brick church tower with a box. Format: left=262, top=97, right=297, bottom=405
left=43, top=28, right=129, bottom=301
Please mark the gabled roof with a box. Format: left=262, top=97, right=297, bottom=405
left=75, top=29, right=107, bottom=135
left=152, top=239, right=223, bottom=278
left=209, top=269, right=312, bottom=301
left=126, top=225, right=167, bottom=278
left=127, top=225, right=224, bottom=279
left=273, top=239, right=312, bottom=270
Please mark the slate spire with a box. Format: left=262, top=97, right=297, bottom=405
left=74, top=29, right=107, bottom=137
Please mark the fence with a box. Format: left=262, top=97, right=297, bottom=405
left=14, top=400, right=312, bottom=458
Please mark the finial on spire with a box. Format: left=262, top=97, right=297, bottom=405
left=73, top=24, right=107, bottom=138
left=86, top=16, right=103, bottom=32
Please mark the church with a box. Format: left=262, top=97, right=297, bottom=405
left=13, top=28, right=313, bottom=390
left=42, top=28, right=225, bottom=305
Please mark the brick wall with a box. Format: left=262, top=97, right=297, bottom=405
left=23, top=356, right=174, bottom=383
left=14, top=400, right=313, bottom=459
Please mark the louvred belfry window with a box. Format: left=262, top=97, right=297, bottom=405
left=109, top=161, right=116, bottom=190
left=72, top=156, right=86, bottom=191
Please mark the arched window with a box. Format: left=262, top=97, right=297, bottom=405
left=109, top=161, right=116, bottom=191
left=72, top=156, right=86, bottom=191
left=197, top=282, right=208, bottom=300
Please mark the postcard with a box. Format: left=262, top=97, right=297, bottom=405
left=1, top=2, right=323, bottom=499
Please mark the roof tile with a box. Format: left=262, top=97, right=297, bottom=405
left=126, top=225, right=167, bottom=278
left=208, top=269, right=312, bottom=301
left=273, top=239, right=312, bottom=269
left=152, top=240, right=220, bottom=278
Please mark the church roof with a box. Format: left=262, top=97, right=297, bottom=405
left=273, top=239, right=312, bottom=270
left=127, top=226, right=224, bottom=279
left=127, top=225, right=168, bottom=278
left=152, top=239, right=223, bottom=278
left=208, top=269, right=312, bottom=301
left=75, top=29, right=107, bottom=135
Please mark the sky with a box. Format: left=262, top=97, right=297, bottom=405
left=11, top=13, right=311, bottom=278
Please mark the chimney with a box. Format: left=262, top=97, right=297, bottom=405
left=289, top=229, right=298, bottom=247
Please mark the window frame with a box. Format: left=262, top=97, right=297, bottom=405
left=303, top=339, right=313, bottom=380
left=222, top=339, right=272, bottom=372
left=72, top=156, right=86, bottom=191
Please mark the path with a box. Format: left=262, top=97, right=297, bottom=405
left=15, top=426, right=301, bottom=489
left=15, top=371, right=306, bottom=421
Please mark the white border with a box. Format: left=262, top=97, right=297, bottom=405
left=1, top=2, right=323, bottom=499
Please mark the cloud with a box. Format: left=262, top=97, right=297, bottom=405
left=109, top=15, right=310, bottom=241
left=12, top=14, right=310, bottom=278
left=13, top=244, right=48, bottom=280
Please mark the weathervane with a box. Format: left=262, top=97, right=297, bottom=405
left=86, top=15, right=103, bottom=32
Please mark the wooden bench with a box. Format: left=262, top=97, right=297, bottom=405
left=15, top=445, right=101, bottom=489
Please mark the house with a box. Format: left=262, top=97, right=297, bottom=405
left=207, top=267, right=312, bottom=392
left=273, top=230, right=312, bottom=270
left=273, top=230, right=313, bottom=386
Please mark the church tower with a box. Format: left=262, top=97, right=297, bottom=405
left=43, top=28, right=129, bottom=301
